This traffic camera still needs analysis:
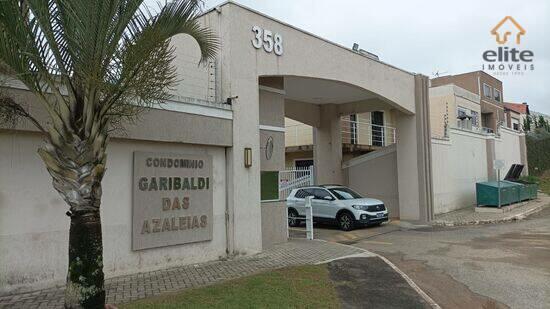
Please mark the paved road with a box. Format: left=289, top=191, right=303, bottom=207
left=311, top=207, right=550, bottom=309
left=328, top=257, right=430, bottom=309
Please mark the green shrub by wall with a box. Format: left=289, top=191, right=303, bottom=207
left=261, top=171, right=279, bottom=201
left=526, top=131, right=550, bottom=176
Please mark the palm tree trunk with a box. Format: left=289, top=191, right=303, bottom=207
left=38, top=136, right=108, bottom=308
left=65, top=209, right=105, bottom=308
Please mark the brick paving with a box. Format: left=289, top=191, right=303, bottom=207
left=0, top=239, right=363, bottom=308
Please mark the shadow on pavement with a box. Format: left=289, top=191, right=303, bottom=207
left=327, top=257, right=430, bottom=309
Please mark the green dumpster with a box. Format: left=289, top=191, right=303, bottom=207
left=476, top=180, right=538, bottom=207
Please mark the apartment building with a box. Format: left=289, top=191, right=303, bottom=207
left=431, top=71, right=504, bottom=133
left=429, top=84, right=482, bottom=138
left=504, top=102, right=530, bottom=131
left=1, top=1, right=435, bottom=293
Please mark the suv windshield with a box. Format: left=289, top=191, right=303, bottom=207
left=328, top=187, right=363, bottom=200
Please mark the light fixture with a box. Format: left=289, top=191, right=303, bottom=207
left=244, top=148, right=252, bottom=168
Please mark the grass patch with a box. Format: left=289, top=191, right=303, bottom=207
left=119, top=264, right=340, bottom=309
left=520, top=173, right=550, bottom=195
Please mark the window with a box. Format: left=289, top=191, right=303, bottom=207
left=457, top=107, right=473, bottom=130
left=312, top=189, right=333, bottom=200
left=295, top=189, right=313, bottom=199
left=494, top=89, right=501, bottom=102
left=329, top=187, right=363, bottom=200
left=294, top=159, right=313, bottom=169
left=483, top=83, right=492, bottom=99
left=511, top=118, right=520, bottom=131
left=471, top=111, right=479, bottom=127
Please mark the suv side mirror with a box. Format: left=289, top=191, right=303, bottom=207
left=323, top=196, right=334, bottom=201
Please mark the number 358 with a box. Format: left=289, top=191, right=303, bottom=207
left=252, top=26, right=283, bottom=56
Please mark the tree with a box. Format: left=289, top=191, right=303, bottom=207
left=538, top=115, right=546, bottom=129
left=0, top=1, right=217, bottom=308
left=523, top=115, right=532, bottom=132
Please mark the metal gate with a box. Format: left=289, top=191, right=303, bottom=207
left=279, top=166, right=314, bottom=200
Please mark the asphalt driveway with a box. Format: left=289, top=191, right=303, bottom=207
left=311, top=206, right=550, bottom=309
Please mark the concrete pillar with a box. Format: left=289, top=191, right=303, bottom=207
left=519, top=134, right=529, bottom=176
left=395, top=75, right=434, bottom=222
left=224, top=77, right=263, bottom=255
left=486, top=137, right=496, bottom=181
left=313, top=104, right=343, bottom=185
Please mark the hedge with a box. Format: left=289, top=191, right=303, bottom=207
left=526, top=130, right=550, bottom=176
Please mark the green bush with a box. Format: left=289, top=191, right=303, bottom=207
left=526, top=130, right=550, bottom=176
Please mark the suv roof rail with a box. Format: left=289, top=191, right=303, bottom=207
left=319, top=184, right=344, bottom=187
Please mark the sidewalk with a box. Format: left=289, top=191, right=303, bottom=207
left=433, top=193, right=550, bottom=226
left=0, top=239, right=363, bottom=309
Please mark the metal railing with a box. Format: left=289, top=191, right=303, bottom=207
left=279, top=166, right=314, bottom=200
left=285, top=118, right=397, bottom=148
left=341, top=118, right=397, bottom=147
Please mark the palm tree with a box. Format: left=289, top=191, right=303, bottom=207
left=0, top=1, right=217, bottom=307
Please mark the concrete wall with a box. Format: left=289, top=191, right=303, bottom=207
left=0, top=131, right=228, bottom=294
left=0, top=87, right=233, bottom=147
left=495, top=127, right=524, bottom=175
left=259, top=88, right=286, bottom=172
left=344, top=145, right=400, bottom=218
left=260, top=201, right=288, bottom=249
left=313, top=105, right=343, bottom=185
left=170, top=34, right=216, bottom=102
left=431, top=129, right=488, bottom=214
left=431, top=127, right=526, bottom=214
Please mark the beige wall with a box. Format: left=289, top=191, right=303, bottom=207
left=285, top=118, right=313, bottom=147
left=431, top=130, right=488, bottom=214
left=260, top=130, right=285, bottom=171
left=259, top=89, right=285, bottom=127
left=0, top=87, right=233, bottom=147
left=0, top=131, right=228, bottom=294
left=344, top=145, right=400, bottom=218
left=495, top=127, right=523, bottom=175
left=170, top=34, right=217, bottom=102
left=260, top=201, right=288, bottom=249
left=431, top=126, right=526, bottom=214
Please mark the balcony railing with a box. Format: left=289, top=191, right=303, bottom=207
left=341, top=118, right=397, bottom=147
left=285, top=119, right=397, bottom=148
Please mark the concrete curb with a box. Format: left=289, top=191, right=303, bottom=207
left=432, top=204, right=548, bottom=227
left=315, top=239, right=441, bottom=309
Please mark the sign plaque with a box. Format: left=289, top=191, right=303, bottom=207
left=132, top=151, right=213, bottom=250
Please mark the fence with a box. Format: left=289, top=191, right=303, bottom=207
left=278, top=166, right=314, bottom=200
left=341, top=118, right=397, bottom=147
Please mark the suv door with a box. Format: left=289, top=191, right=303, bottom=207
left=311, top=188, right=335, bottom=219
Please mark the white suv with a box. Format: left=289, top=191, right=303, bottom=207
left=286, top=185, right=388, bottom=231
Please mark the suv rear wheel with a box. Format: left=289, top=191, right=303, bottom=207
left=338, top=212, right=355, bottom=231
left=288, top=208, right=300, bottom=227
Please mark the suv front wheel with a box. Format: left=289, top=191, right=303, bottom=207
left=288, top=208, right=300, bottom=227
left=337, top=212, right=355, bottom=231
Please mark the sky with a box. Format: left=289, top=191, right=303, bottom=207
left=158, top=0, right=550, bottom=114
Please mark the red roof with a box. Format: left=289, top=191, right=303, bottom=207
left=504, top=102, right=529, bottom=114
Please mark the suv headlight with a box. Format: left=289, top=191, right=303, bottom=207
left=352, top=205, right=367, bottom=211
